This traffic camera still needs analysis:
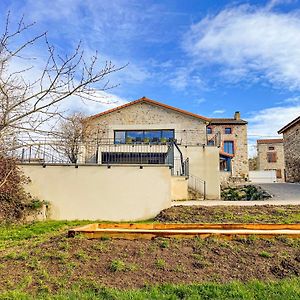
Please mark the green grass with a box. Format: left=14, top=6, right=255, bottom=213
left=0, top=219, right=155, bottom=250
left=155, top=258, right=167, bottom=270
left=109, top=259, right=126, bottom=272
left=0, top=220, right=89, bottom=242
left=1, top=278, right=300, bottom=299
left=259, top=251, right=274, bottom=258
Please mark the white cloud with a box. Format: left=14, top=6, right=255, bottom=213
left=247, top=104, right=300, bottom=156
left=282, top=96, right=300, bottom=104
left=194, top=98, right=206, bottom=105
left=266, top=0, right=295, bottom=10
left=213, top=109, right=225, bottom=114
left=65, top=91, right=128, bottom=116
left=184, top=4, right=300, bottom=90
left=168, top=67, right=206, bottom=91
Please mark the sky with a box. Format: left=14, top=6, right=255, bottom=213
left=1, top=0, right=300, bottom=156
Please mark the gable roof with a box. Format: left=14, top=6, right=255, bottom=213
left=87, top=97, right=210, bottom=122
left=257, top=139, right=283, bottom=144
left=210, top=118, right=247, bottom=125
left=278, top=116, right=300, bottom=134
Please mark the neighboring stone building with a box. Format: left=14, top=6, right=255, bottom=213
left=256, top=139, right=285, bottom=182
left=206, top=112, right=249, bottom=181
left=278, top=116, right=300, bottom=183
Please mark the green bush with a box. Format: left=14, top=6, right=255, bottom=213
left=221, top=185, right=271, bottom=201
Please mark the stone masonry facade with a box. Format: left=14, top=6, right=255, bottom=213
left=281, top=121, right=300, bottom=182
left=86, top=101, right=207, bottom=145
left=257, top=139, right=285, bottom=182
left=207, top=118, right=249, bottom=180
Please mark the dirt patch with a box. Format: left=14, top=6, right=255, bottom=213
left=155, top=205, right=300, bottom=224
left=0, top=233, right=300, bottom=292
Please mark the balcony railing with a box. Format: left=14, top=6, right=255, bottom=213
left=11, top=138, right=189, bottom=177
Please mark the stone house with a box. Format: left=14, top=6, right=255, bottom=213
left=256, top=139, right=285, bottom=182
left=206, top=112, right=249, bottom=182
left=278, top=116, right=300, bottom=183
left=83, top=97, right=249, bottom=198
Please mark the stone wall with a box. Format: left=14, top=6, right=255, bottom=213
left=283, top=122, right=300, bottom=182
left=86, top=102, right=207, bottom=145
left=257, top=142, right=285, bottom=182
left=207, top=124, right=249, bottom=179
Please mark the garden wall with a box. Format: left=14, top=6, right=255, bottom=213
left=20, top=164, right=172, bottom=221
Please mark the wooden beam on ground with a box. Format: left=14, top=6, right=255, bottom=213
left=68, top=223, right=300, bottom=240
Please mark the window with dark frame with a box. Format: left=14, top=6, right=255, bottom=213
left=225, top=127, right=232, bottom=134
left=224, top=141, right=234, bottom=154
left=114, top=129, right=174, bottom=144
left=207, top=127, right=212, bottom=134
left=268, top=146, right=275, bottom=150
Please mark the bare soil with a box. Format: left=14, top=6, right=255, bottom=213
left=0, top=233, right=300, bottom=292
left=155, top=205, right=300, bottom=224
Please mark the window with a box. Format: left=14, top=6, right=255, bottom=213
left=114, top=131, right=125, bottom=144
left=208, top=139, right=215, bottom=146
left=161, top=130, right=174, bottom=141
left=268, top=146, right=275, bottom=150
left=267, top=152, right=277, bottom=163
left=224, top=141, right=234, bottom=154
left=207, top=127, right=212, bottom=134
left=225, top=127, right=232, bottom=134
left=114, top=130, right=174, bottom=144
left=126, top=131, right=143, bottom=143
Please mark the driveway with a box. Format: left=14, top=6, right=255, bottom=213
left=257, top=183, right=300, bottom=201
left=171, top=183, right=300, bottom=207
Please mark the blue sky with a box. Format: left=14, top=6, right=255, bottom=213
left=1, top=0, right=300, bottom=155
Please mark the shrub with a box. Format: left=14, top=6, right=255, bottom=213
left=0, top=155, right=43, bottom=222
left=221, top=185, right=271, bottom=201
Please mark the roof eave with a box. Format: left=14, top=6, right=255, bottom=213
left=278, top=116, right=300, bottom=134
left=87, top=97, right=210, bottom=122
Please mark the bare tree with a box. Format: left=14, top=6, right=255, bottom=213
left=0, top=13, right=124, bottom=153
left=56, top=112, right=87, bottom=163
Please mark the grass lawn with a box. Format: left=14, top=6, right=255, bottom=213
left=2, top=279, right=300, bottom=300
left=0, top=206, right=300, bottom=299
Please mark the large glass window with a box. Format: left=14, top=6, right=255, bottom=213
left=114, top=130, right=174, bottom=144
left=224, top=141, right=234, bottom=154
left=144, top=131, right=161, bottom=143
left=114, top=131, right=125, bottom=144
left=161, top=130, right=174, bottom=142
left=126, top=131, right=143, bottom=143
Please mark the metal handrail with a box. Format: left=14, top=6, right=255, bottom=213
left=188, top=174, right=206, bottom=200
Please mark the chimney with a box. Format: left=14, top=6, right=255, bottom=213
left=234, top=111, right=241, bottom=120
